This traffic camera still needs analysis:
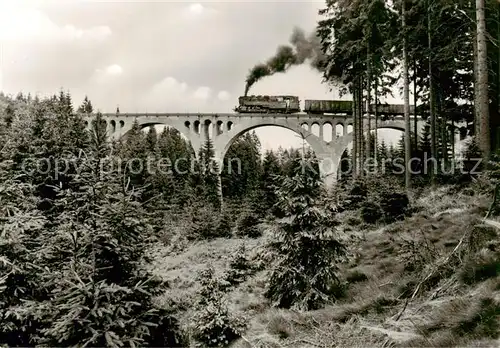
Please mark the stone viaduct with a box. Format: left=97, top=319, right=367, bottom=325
left=82, top=112, right=426, bottom=187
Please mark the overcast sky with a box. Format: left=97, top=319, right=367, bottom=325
left=0, top=0, right=404, bottom=150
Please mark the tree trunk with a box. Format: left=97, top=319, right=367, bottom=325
left=217, top=174, right=223, bottom=211
left=438, top=86, right=447, bottom=169
left=473, top=8, right=479, bottom=135
left=476, top=0, right=490, bottom=160
left=428, top=0, right=437, bottom=186
left=403, top=0, right=411, bottom=191
left=358, top=77, right=364, bottom=176
left=451, top=119, right=455, bottom=163
left=495, top=1, right=500, bottom=110
left=413, top=59, right=418, bottom=152
left=352, top=86, right=358, bottom=177
left=366, top=45, right=372, bottom=162
left=374, top=80, right=379, bottom=168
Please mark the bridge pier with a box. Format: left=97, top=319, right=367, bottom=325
left=317, top=148, right=344, bottom=190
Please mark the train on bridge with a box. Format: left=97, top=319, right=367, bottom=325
left=234, top=95, right=415, bottom=115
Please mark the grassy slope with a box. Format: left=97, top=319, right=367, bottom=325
left=150, top=186, right=500, bottom=347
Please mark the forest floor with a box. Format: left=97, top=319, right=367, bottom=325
left=149, top=186, right=500, bottom=347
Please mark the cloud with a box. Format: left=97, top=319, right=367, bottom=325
left=136, top=76, right=233, bottom=112
left=105, top=64, right=123, bottom=75
left=90, top=64, right=123, bottom=84
left=217, top=90, right=230, bottom=101
left=184, top=3, right=218, bottom=17
left=0, top=3, right=111, bottom=43
left=139, top=76, right=197, bottom=111
left=147, top=77, right=188, bottom=101
left=193, top=86, right=211, bottom=100
left=189, top=3, right=204, bottom=14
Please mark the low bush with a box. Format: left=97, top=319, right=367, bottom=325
left=342, top=181, right=368, bottom=210
left=217, top=209, right=235, bottom=238
left=191, top=267, right=247, bottom=347
left=187, top=204, right=232, bottom=240
left=346, top=269, right=369, bottom=283
left=235, top=211, right=261, bottom=238
left=459, top=250, right=500, bottom=285
left=379, top=191, right=409, bottom=222
left=360, top=201, right=383, bottom=224
left=225, top=245, right=254, bottom=286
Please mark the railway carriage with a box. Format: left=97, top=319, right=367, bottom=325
left=304, top=100, right=352, bottom=114
left=303, top=100, right=415, bottom=116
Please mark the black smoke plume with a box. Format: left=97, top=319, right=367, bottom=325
left=244, top=27, right=325, bottom=96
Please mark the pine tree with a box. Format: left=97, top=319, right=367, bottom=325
left=37, top=113, right=183, bottom=347
left=116, top=119, right=148, bottom=189
left=0, top=148, right=48, bottom=346
left=222, top=132, right=262, bottom=199
left=265, top=156, right=347, bottom=310
left=145, top=126, right=157, bottom=152
left=419, top=124, right=432, bottom=155
left=191, top=267, right=246, bottom=346
left=77, top=96, right=94, bottom=114
left=198, top=138, right=222, bottom=210
left=260, top=150, right=282, bottom=213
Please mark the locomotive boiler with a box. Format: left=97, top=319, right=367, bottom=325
left=234, top=95, right=301, bottom=114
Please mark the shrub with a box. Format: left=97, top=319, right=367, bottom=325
left=147, top=309, right=189, bottom=347
left=360, top=201, right=383, bottom=224
left=235, top=211, right=261, bottom=238
left=346, top=269, right=369, bottom=283
left=216, top=209, right=234, bottom=238
left=459, top=250, right=500, bottom=285
left=343, top=181, right=368, bottom=210
left=380, top=191, right=409, bottom=222
left=191, top=267, right=247, bottom=347
left=225, top=245, right=253, bottom=285
left=188, top=204, right=226, bottom=240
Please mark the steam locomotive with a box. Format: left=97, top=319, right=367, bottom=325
left=234, top=95, right=301, bottom=114
left=235, top=95, right=415, bottom=115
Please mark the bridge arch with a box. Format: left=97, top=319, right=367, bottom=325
left=119, top=117, right=193, bottom=145
left=214, top=119, right=328, bottom=164
left=323, top=122, right=333, bottom=142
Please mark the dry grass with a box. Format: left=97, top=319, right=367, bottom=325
left=148, top=236, right=264, bottom=327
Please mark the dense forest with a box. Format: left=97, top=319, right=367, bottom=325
left=316, top=0, right=499, bottom=187
left=2, top=0, right=500, bottom=347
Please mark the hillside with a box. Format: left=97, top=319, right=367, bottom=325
left=148, top=186, right=500, bottom=347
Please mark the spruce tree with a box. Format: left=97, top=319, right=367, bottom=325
left=77, top=96, right=94, bottom=114
left=145, top=126, right=157, bottom=152
left=116, top=119, right=148, bottom=190
left=198, top=138, right=222, bottom=210
left=37, top=113, right=183, bottom=347
left=0, top=145, right=47, bottom=346
left=260, top=150, right=282, bottom=213
left=265, top=156, right=347, bottom=310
